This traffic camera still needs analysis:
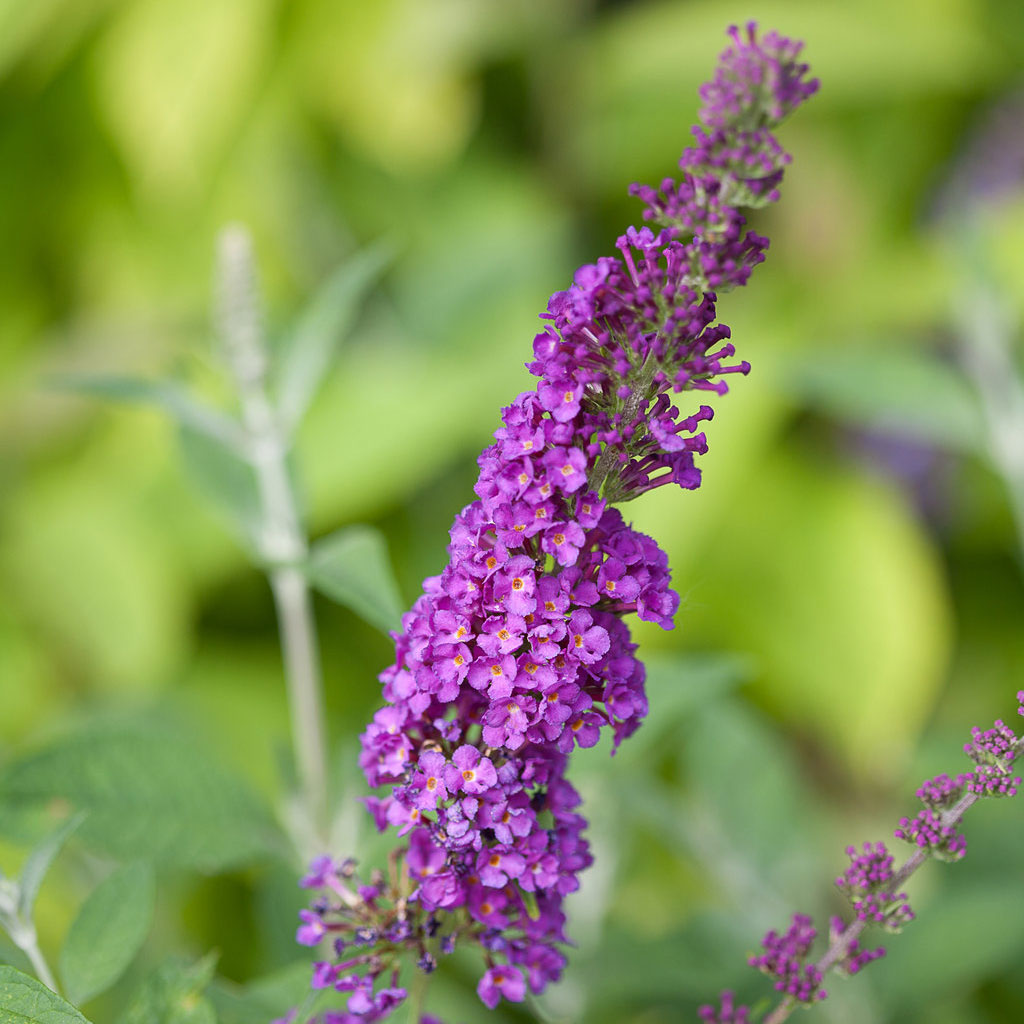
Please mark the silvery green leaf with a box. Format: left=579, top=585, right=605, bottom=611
left=274, top=242, right=392, bottom=432
left=306, top=525, right=404, bottom=634
left=17, top=812, right=85, bottom=920
left=49, top=375, right=247, bottom=454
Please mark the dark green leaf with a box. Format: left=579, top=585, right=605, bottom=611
left=59, top=862, right=155, bottom=1006
left=306, top=525, right=403, bottom=633
left=275, top=242, right=392, bottom=431
left=0, top=724, right=281, bottom=871
left=17, top=814, right=85, bottom=920
left=0, top=965, right=92, bottom=1024
left=118, top=954, right=217, bottom=1024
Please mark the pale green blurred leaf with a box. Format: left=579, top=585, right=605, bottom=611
left=0, top=724, right=281, bottom=870
left=0, top=965, right=92, bottom=1024
left=307, top=525, right=404, bottom=633
left=49, top=375, right=246, bottom=454
left=634, top=444, right=950, bottom=781
left=119, top=953, right=217, bottom=1024
left=59, top=862, right=155, bottom=1006
left=786, top=345, right=985, bottom=453
left=17, top=813, right=84, bottom=921
left=176, top=424, right=261, bottom=539
left=872, top=881, right=1024, bottom=1008
left=275, top=242, right=392, bottom=433
left=612, top=653, right=750, bottom=767
left=207, top=961, right=320, bottom=1024
left=94, top=0, right=273, bottom=198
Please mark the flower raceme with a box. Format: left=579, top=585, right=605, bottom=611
left=290, top=24, right=818, bottom=1024
left=700, top=694, right=1024, bottom=1024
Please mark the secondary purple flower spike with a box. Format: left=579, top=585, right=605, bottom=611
left=698, top=991, right=751, bottom=1023
left=292, top=23, right=817, bottom=1023
left=748, top=914, right=825, bottom=1003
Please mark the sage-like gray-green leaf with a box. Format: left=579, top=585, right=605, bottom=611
left=786, top=344, right=985, bottom=454
left=0, top=965, right=93, bottom=1023
left=17, top=813, right=85, bottom=920
left=49, top=375, right=246, bottom=454
left=307, top=524, right=404, bottom=633
left=118, top=953, right=217, bottom=1024
left=0, top=723, right=281, bottom=871
left=59, top=862, right=155, bottom=1006
left=274, top=241, right=392, bottom=432
left=176, top=424, right=262, bottom=539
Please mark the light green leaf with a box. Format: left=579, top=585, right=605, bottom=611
left=49, top=375, right=246, bottom=455
left=119, top=953, right=217, bottom=1024
left=207, top=961, right=321, bottom=1024
left=0, top=965, right=92, bottom=1023
left=17, top=813, right=85, bottom=921
left=785, top=344, right=985, bottom=454
left=176, top=424, right=261, bottom=539
left=306, top=525, right=404, bottom=633
left=275, top=242, right=392, bottom=432
left=0, top=724, right=281, bottom=871
left=59, top=862, right=155, bottom=1006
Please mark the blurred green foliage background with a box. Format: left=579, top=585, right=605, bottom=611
left=3, top=0, right=1024, bottom=1021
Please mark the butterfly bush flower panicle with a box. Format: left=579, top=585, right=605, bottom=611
left=291, top=22, right=818, bottom=1023
left=702, top=694, right=1024, bottom=1024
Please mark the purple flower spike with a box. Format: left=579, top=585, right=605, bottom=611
left=296, top=21, right=817, bottom=1023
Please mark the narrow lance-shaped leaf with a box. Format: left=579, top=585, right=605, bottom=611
left=786, top=344, right=985, bottom=454
left=17, top=812, right=85, bottom=920
left=48, top=375, right=247, bottom=454
left=274, top=241, right=393, bottom=432
left=0, top=965, right=93, bottom=1023
left=306, top=525, right=404, bottom=634
left=176, top=424, right=262, bottom=540
left=59, top=862, right=156, bottom=1006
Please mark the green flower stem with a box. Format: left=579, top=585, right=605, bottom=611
left=218, top=226, right=329, bottom=854
left=21, top=929, right=60, bottom=995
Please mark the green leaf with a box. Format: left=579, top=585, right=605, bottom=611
left=49, top=375, right=246, bottom=454
left=274, top=242, right=392, bottom=432
left=207, top=961, right=321, bottom=1024
left=59, top=862, right=155, bottom=1006
left=785, top=344, right=985, bottom=454
left=0, top=965, right=93, bottom=1023
left=17, top=813, right=85, bottom=921
left=119, top=954, right=217, bottom=1024
left=176, top=424, right=261, bottom=539
left=0, top=723, right=281, bottom=871
left=306, top=525, right=403, bottom=633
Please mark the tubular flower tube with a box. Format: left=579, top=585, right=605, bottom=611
left=292, top=23, right=818, bottom=1022
left=702, top=693, right=1024, bottom=1024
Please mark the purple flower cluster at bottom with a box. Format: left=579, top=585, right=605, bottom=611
left=748, top=914, right=825, bottom=1003
left=698, top=695, right=1024, bottom=1020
